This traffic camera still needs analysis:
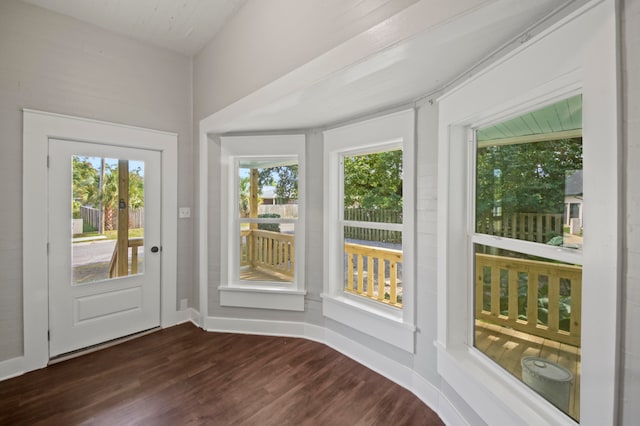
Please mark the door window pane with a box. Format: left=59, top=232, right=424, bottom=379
left=71, top=156, right=145, bottom=284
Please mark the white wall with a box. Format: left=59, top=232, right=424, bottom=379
left=621, top=0, right=640, bottom=423
left=0, top=0, right=193, bottom=361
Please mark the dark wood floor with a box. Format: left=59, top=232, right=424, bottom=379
left=0, top=323, right=443, bottom=425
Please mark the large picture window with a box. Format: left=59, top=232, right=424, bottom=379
left=473, top=95, right=583, bottom=421
left=437, top=4, right=619, bottom=424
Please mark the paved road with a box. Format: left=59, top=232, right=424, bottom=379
left=72, top=240, right=144, bottom=266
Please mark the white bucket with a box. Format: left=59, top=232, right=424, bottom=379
left=521, top=356, right=573, bottom=414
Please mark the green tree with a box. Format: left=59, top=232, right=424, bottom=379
left=476, top=138, right=582, bottom=219
left=239, top=176, right=251, bottom=217
left=72, top=156, right=99, bottom=218
left=343, top=150, right=403, bottom=210
left=258, top=165, right=298, bottom=204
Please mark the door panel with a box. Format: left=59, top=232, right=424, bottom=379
left=48, top=139, right=161, bottom=357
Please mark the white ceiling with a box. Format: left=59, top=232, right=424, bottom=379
left=21, top=0, right=247, bottom=56
left=205, top=0, right=573, bottom=133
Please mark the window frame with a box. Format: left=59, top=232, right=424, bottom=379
left=323, top=110, right=416, bottom=352
left=219, top=135, right=306, bottom=311
left=436, top=2, right=619, bottom=425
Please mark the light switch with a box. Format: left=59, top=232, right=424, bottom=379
left=179, top=207, right=191, bottom=218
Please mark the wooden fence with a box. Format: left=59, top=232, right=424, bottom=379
left=475, top=253, right=582, bottom=347
left=81, top=206, right=144, bottom=230
left=258, top=204, right=298, bottom=218
left=344, top=208, right=402, bottom=243
left=476, top=213, right=563, bottom=243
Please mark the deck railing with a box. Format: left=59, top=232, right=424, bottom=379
left=344, top=242, right=403, bottom=307
left=240, top=229, right=295, bottom=279
left=108, top=237, right=144, bottom=278
left=475, top=253, right=582, bottom=346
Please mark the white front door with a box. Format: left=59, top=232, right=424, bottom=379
left=48, top=138, right=162, bottom=357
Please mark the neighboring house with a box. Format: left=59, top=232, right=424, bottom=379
left=1, top=1, right=638, bottom=425
left=260, top=186, right=277, bottom=205
left=565, top=169, right=583, bottom=228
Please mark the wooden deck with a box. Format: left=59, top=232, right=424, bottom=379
left=475, top=320, right=580, bottom=421
left=239, top=265, right=293, bottom=282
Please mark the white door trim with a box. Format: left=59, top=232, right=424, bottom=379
left=23, top=109, right=178, bottom=372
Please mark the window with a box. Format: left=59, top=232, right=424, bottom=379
left=237, top=159, right=298, bottom=283
left=219, top=135, right=306, bottom=311
left=323, top=110, right=415, bottom=352
left=436, top=3, right=619, bottom=424
left=343, top=149, right=404, bottom=307
left=473, top=95, right=583, bottom=421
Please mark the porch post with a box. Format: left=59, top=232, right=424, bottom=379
left=117, top=159, right=129, bottom=277
left=250, top=168, right=258, bottom=266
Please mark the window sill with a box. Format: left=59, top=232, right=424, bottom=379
left=435, top=342, right=577, bottom=426
left=321, top=293, right=415, bottom=352
left=218, top=285, right=306, bottom=311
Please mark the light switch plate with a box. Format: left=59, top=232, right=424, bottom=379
left=179, top=207, right=191, bottom=218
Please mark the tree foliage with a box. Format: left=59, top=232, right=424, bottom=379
left=476, top=138, right=582, bottom=218
left=72, top=157, right=99, bottom=218
left=72, top=157, right=144, bottom=229
left=238, top=176, right=251, bottom=217
left=258, top=165, right=298, bottom=204
left=343, top=150, right=402, bottom=210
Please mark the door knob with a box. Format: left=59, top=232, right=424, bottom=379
left=151, top=246, right=160, bottom=253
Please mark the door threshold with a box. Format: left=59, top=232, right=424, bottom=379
left=48, top=327, right=161, bottom=365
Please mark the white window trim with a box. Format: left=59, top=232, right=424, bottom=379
left=219, top=135, right=306, bottom=311
left=323, top=110, right=416, bottom=353
left=436, top=2, right=619, bottom=425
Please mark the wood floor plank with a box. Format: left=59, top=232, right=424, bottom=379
left=0, top=323, right=443, bottom=425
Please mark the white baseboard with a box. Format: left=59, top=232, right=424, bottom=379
left=204, top=315, right=309, bottom=338
left=202, top=315, right=469, bottom=425
left=0, top=356, right=25, bottom=382
left=188, top=307, right=203, bottom=327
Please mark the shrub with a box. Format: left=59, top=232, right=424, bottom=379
left=257, top=213, right=280, bottom=232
